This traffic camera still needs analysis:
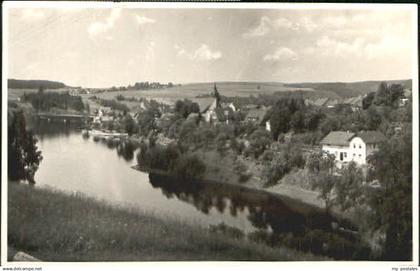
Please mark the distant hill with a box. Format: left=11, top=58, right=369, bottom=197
left=284, top=79, right=412, bottom=98
left=8, top=79, right=66, bottom=89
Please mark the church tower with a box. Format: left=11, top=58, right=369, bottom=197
left=213, top=83, right=220, bottom=107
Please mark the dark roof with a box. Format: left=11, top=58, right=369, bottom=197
left=342, top=96, right=363, bottom=107
left=245, top=108, right=268, bottom=122
left=320, top=131, right=356, bottom=146
left=356, top=131, right=387, bottom=144
left=325, top=99, right=339, bottom=107
left=196, top=98, right=216, bottom=113
left=313, top=97, right=329, bottom=107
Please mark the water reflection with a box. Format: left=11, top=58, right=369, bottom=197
left=149, top=174, right=370, bottom=259
left=93, top=138, right=137, bottom=162
left=29, top=118, right=80, bottom=140
left=150, top=174, right=328, bottom=234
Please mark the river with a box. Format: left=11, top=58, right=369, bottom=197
left=31, top=119, right=368, bottom=259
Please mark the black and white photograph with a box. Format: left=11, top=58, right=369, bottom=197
left=1, top=2, right=418, bottom=270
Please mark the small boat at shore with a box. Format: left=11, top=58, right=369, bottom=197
left=83, top=129, right=128, bottom=139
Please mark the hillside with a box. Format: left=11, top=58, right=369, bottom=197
left=8, top=79, right=66, bottom=89
left=284, top=79, right=412, bottom=98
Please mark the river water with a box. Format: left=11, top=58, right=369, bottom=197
left=32, top=119, right=366, bottom=259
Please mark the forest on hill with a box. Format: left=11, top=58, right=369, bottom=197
left=8, top=79, right=66, bottom=89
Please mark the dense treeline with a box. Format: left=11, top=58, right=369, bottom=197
left=8, top=109, right=42, bottom=184
left=89, top=96, right=130, bottom=112
left=137, top=142, right=206, bottom=181
left=128, top=81, right=175, bottom=90
left=22, top=91, right=85, bottom=112
left=108, top=82, right=179, bottom=92
left=362, top=82, right=405, bottom=109
left=8, top=79, right=66, bottom=89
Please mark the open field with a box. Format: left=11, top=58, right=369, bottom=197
left=79, top=82, right=315, bottom=105
left=8, top=182, right=325, bottom=261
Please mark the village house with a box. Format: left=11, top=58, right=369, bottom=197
left=341, top=95, right=363, bottom=111
left=245, top=106, right=271, bottom=131
left=199, top=84, right=236, bottom=124
left=320, top=130, right=386, bottom=166
left=200, top=84, right=221, bottom=123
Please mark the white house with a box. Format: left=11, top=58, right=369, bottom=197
left=320, top=131, right=386, bottom=166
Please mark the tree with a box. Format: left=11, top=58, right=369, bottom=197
left=367, top=129, right=412, bottom=260
left=362, top=92, right=375, bottom=109
left=306, top=151, right=337, bottom=213
left=373, top=82, right=390, bottom=106
left=124, top=115, right=138, bottom=136
left=335, top=161, right=365, bottom=211
left=174, top=99, right=200, bottom=119
left=373, top=82, right=404, bottom=107
left=247, top=129, right=272, bottom=158
left=8, top=110, right=42, bottom=184
left=137, top=109, right=157, bottom=136
left=388, top=84, right=404, bottom=106
left=364, top=106, right=382, bottom=130
left=269, top=96, right=306, bottom=139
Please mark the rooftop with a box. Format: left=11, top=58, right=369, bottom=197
left=357, top=131, right=387, bottom=144
left=320, top=130, right=387, bottom=146
left=320, top=131, right=356, bottom=146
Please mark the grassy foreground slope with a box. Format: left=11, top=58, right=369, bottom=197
left=8, top=183, right=325, bottom=261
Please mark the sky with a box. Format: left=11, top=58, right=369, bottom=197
left=6, top=6, right=416, bottom=88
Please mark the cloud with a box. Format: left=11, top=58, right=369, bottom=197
left=192, top=44, right=222, bottom=61
left=88, top=9, right=121, bottom=36
left=21, top=9, right=45, bottom=21
left=264, top=47, right=298, bottom=62
left=134, top=15, right=156, bottom=25
left=176, top=44, right=222, bottom=61
left=274, top=17, right=295, bottom=29
left=243, top=16, right=271, bottom=38
left=243, top=16, right=315, bottom=38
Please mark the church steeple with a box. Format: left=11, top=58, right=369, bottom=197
left=213, top=83, right=220, bottom=106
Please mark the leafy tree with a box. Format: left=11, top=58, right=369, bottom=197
left=373, top=82, right=404, bottom=107
left=174, top=99, right=200, bottom=119
left=364, top=106, right=382, bottom=130
left=8, top=110, right=42, bottom=184
left=123, top=115, right=138, bottom=136
left=247, top=129, right=272, bottom=158
left=306, top=151, right=337, bottom=213
left=335, top=161, right=365, bottom=211
left=319, top=116, right=341, bottom=136
left=362, top=92, right=375, bottom=109
left=388, top=84, right=404, bottom=106
left=137, top=109, right=157, bottom=136
left=367, top=129, right=412, bottom=260
left=373, top=82, right=390, bottom=106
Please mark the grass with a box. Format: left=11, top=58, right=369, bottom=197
left=8, top=182, right=326, bottom=261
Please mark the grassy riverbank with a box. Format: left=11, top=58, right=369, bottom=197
left=8, top=182, right=326, bottom=261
